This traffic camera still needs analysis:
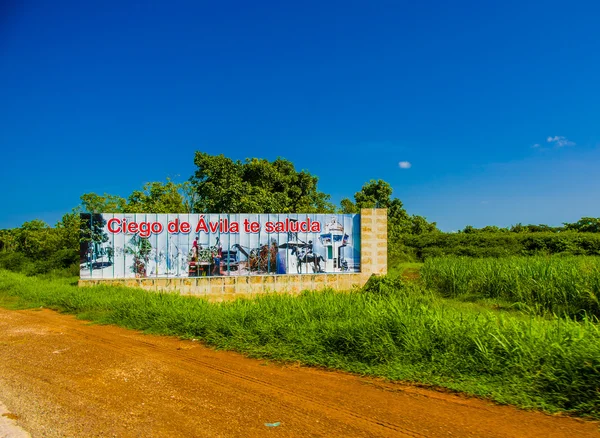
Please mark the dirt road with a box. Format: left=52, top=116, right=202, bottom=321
left=0, top=307, right=597, bottom=438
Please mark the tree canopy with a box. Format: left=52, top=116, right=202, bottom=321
left=564, top=217, right=600, bottom=233
left=190, top=152, right=335, bottom=213
left=341, top=179, right=438, bottom=236
left=80, top=180, right=189, bottom=214
left=127, top=180, right=189, bottom=213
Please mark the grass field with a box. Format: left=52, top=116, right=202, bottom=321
left=421, top=256, right=600, bottom=318
left=0, top=268, right=598, bottom=419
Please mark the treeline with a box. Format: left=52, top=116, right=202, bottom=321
left=0, top=213, right=81, bottom=275
left=459, top=216, right=600, bottom=234
left=402, top=231, right=600, bottom=261
left=398, top=217, right=600, bottom=261
left=1, top=151, right=600, bottom=273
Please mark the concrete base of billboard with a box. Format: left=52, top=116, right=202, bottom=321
left=79, top=209, right=387, bottom=301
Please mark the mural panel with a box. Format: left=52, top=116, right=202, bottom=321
left=80, top=213, right=361, bottom=278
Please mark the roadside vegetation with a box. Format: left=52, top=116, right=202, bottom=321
left=0, top=265, right=598, bottom=419
left=401, top=230, right=600, bottom=261
left=421, top=256, right=600, bottom=319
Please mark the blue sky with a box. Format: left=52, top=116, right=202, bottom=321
left=1, top=0, right=599, bottom=231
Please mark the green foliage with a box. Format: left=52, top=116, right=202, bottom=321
left=81, top=179, right=189, bottom=214
left=1, top=270, right=598, bottom=418
left=461, top=219, right=600, bottom=234
left=421, top=256, right=600, bottom=319
left=403, top=231, right=600, bottom=260
left=0, top=211, right=83, bottom=276
left=510, top=223, right=563, bottom=233
left=191, top=153, right=335, bottom=213
left=126, top=179, right=188, bottom=213
left=342, top=180, right=438, bottom=263
left=0, top=248, right=79, bottom=276
left=0, top=252, right=29, bottom=271
left=15, top=220, right=62, bottom=259
left=564, top=217, right=600, bottom=233
left=80, top=193, right=127, bottom=213
left=56, top=210, right=81, bottom=250
left=339, top=198, right=358, bottom=214
left=346, top=179, right=436, bottom=233
left=353, top=179, right=393, bottom=209
left=0, top=229, right=18, bottom=252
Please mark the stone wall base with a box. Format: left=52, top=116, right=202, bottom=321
left=78, top=273, right=371, bottom=302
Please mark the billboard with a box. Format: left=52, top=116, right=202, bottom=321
left=80, top=213, right=361, bottom=279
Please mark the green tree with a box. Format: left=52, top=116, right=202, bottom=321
left=55, top=209, right=82, bottom=251
left=353, top=179, right=393, bottom=209
left=344, top=180, right=437, bottom=235
left=190, top=152, right=335, bottom=213
left=81, top=178, right=190, bottom=214
left=80, top=193, right=127, bottom=213
left=479, top=225, right=504, bottom=233
left=510, top=223, right=526, bottom=233
left=410, top=214, right=438, bottom=234
left=126, top=179, right=187, bottom=213
left=16, top=220, right=62, bottom=259
left=564, top=217, right=600, bottom=233
left=339, top=180, right=395, bottom=212
left=191, top=153, right=245, bottom=212
left=0, top=229, right=18, bottom=253
left=344, top=180, right=437, bottom=262
left=339, top=198, right=358, bottom=214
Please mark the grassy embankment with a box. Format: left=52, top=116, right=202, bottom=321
left=421, top=256, right=600, bottom=319
left=1, top=257, right=599, bottom=419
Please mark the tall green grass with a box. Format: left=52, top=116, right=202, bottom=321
left=421, top=256, right=600, bottom=318
left=0, top=270, right=598, bottom=418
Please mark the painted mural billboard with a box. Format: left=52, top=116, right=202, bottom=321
left=80, top=213, right=361, bottom=279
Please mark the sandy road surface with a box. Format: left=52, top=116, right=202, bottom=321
left=0, top=308, right=598, bottom=438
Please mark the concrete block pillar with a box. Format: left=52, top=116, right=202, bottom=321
left=360, top=208, right=387, bottom=277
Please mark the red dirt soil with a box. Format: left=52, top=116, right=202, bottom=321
left=0, top=307, right=598, bottom=438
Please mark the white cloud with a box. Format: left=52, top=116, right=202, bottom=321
left=546, top=136, right=575, bottom=148
left=398, top=161, right=412, bottom=169
left=532, top=143, right=541, bottom=148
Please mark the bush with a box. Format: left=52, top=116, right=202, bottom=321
left=400, top=232, right=600, bottom=261
left=0, top=248, right=79, bottom=277
left=0, top=252, right=29, bottom=272
left=48, top=249, right=79, bottom=269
